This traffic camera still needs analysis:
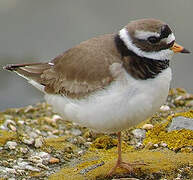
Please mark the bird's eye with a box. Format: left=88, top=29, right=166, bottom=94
left=147, top=36, right=160, bottom=44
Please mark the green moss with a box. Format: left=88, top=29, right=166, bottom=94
left=143, top=110, right=193, bottom=150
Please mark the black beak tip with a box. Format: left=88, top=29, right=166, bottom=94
left=181, top=48, right=191, bottom=53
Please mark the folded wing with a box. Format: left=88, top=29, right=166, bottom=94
left=4, top=34, right=121, bottom=98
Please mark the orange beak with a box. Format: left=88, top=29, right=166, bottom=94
left=170, top=42, right=190, bottom=53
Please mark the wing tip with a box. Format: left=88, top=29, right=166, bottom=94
left=3, top=64, right=17, bottom=71
left=3, top=63, right=46, bottom=72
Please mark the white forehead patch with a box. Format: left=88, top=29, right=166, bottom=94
left=119, top=28, right=174, bottom=60
left=165, top=33, right=175, bottom=44
left=135, top=30, right=160, bottom=40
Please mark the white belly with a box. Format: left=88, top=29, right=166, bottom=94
left=45, top=68, right=172, bottom=134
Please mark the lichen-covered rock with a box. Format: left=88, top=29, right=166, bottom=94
left=143, top=111, right=193, bottom=151
left=0, top=88, right=192, bottom=179
left=50, top=151, right=193, bottom=180
left=0, top=130, right=17, bottom=146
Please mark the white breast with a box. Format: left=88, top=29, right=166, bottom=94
left=45, top=66, right=172, bottom=134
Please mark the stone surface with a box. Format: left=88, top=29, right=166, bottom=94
left=5, top=141, right=17, bottom=150
left=160, top=105, right=170, bottom=111
left=34, top=137, right=43, bottom=148
left=0, top=88, right=192, bottom=179
left=168, top=116, right=193, bottom=131
left=131, top=129, right=146, bottom=139
left=71, top=128, right=82, bottom=136
left=142, top=124, right=154, bottom=130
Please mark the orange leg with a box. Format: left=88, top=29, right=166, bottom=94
left=107, top=131, right=145, bottom=176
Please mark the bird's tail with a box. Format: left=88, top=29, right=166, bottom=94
left=3, top=62, right=51, bottom=91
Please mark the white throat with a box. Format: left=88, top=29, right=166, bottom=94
left=119, top=28, right=174, bottom=60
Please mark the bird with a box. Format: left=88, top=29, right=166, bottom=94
left=4, top=18, right=190, bottom=176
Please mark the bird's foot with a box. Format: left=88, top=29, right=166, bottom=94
left=107, top=160, right=146, bottom=177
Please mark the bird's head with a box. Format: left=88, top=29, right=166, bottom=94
left=119, top=18, right=190, bottom=61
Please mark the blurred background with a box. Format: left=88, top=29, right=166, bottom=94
left=0, top=0, right=193, bottom=110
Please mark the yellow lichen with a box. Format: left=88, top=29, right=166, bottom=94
left=89, top=135, right=134, bottom=153
left=143, top=110, right=193, bottom=150
left=0, top=130, right=17, bottom=146
left=48, top=149, right=193, bottom=180
left=90, top=135, right=117, bottom=150
left=180, top=147, right=193, bottom=153
left=43, top=136, right=76, bottom=151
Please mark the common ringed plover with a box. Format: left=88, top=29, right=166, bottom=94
left=4, top=18, right=190, bottom=175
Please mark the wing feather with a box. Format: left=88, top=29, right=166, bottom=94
left=5, top=34, right=122, bottom=98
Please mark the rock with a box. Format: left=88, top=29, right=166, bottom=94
left=9, top=125, right=17, bottom=132
left=0, top=119, right=16, bottom=130
left=49, top=157, right=60, bottom=164
left=132, top=129, right=146, bottom=139
left=23, top=105, right=34, bottom=113
left=5, top=141, right=17, bottom=150
left=77, top=150, right=84, bottom=156
left=160, top=105, right=170, bottom=111
left=0, top=166, right=17, bottom=176
left=153, top=144, right=159, bottom=148
left=52, top=114, right=62, bottom=122
left=2, top=160, right=9, bottom=166
left=160, top=142, right=168, bottom=147
left=136, top=142, right=144, bottom=149
left=5, top=167, right=17, bottom=174
left=77, top=136, right=86, bottom=144
left=37, top=163, right=49, bottom=170
left=17, top=120, right=24, bottom=125
left=52, top=129, right=59, bottom=135
left=44, top=117, right=55, bottom=124
left=84, top=142, right=92, bottom=148
left=142, top=124, right=154, bottom=130
left=25, top=165, right=40, bottom=172
left=15, top=158, right=40, bottom=172
left=37, top=152, right=51, bottom=163
left=175, top=96, right=184, bottom=101
left=87, top=137, right=92, bottom=142
left=29, top=131, right=38, bottom=139
left=71, top=128, right=82, bottom=136
left=29, top=155, right=43, bottom=164
left=168, top=116, right=193, bottom=131
left=184, top=93, right=193, bottom=100
left=34, top=137, right=43, bottom=148
left=22, top=137, right=34, bottom=145
left=19, top=147, right=28, bottom=154
left=17, top=161, right=29, bottom=169
left=35, top=129, right=41, bottom=135
left=186, top=100, right=193, bottom=107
